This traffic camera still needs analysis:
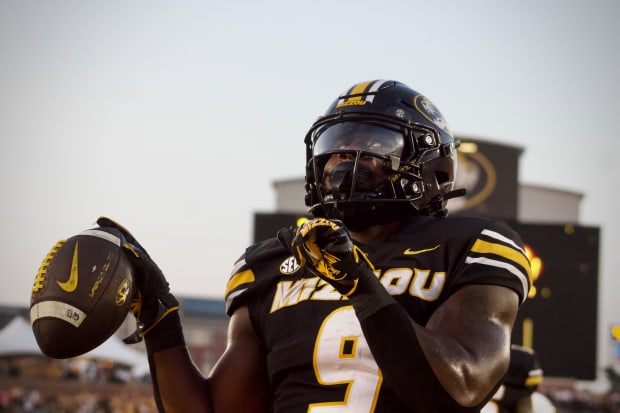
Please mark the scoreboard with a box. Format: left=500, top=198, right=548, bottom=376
left=254, top=213, right=600, bottom=379
left=509, top=222, right=599, bottom=380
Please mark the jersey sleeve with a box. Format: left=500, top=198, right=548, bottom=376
left=453, top=220, right=532, bottom=303
left=224, top=251, right=256, bottom=316
left=224, top=237, right=287, bottom=316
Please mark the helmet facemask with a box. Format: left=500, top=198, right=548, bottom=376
left=306, top=121, right=424, bottom=229
left=304, top=80, right=463, bottom=226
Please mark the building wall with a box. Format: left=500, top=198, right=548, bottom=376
left=518, top=184, right=582, bottom=223
left=273, top=138, right=583, bottom=222
left=273, top=176, right=582, bottom=223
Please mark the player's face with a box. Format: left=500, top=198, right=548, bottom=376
left=313, top=123, right=404, bottom=192
left=322, top=153, right=390, bottom=191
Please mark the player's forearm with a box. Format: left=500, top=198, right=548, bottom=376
left=144, top=312, right=213, bottom=413
left=150, top=346, right=213, bottom=413
left=347, top=269, right=484, bottom=411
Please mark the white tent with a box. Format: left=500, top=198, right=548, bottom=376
left=82, top=329, right=146, bottom=367
left=0, top=315, right=43, bottom=356
left=0, top=316, right=146, bottom=368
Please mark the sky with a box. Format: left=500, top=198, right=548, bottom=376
left=1, top=0, right=619, bottom=382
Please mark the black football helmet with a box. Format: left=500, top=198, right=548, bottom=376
left=304, top=80, right=463, bottom=228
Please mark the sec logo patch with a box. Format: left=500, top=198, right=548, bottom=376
left=280, top=256, right=300, bottom=275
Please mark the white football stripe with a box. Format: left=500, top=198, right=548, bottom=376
left=30, top=301, right=87, bottom=327
left=79, top=229, right=121, bottom=246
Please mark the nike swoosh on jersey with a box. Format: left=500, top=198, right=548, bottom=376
left=403, top=245, right=441, bottom=255
left=57, top=242, right=79, bottom=292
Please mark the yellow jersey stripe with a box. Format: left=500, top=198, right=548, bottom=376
left=225, top=269, right=255, bottom=297
left=471, top=239, right=532, bottom=281
left=464, top=256, right=530, bottom=303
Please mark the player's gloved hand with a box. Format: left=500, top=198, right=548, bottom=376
left=96, top=216, right=179, bottom=344
left=277, top=218, right=374, bottom=296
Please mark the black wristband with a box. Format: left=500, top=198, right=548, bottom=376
left=145, top=310, right=186, bottom=354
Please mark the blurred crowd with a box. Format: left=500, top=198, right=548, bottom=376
left=0, top=355, right=154, bottom=413
left=1, top=355, right=620, bottom=412
left=2, top=382, right=620, bottom=413
left=544, top=385, right=620, bottom=413
left=0, top=386, right=156, bottom=413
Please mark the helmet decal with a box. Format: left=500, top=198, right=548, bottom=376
left=336, top=79, right=391, bottom=108
left=413, top=95, right=450, bottom=133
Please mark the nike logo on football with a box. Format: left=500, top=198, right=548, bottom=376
left=57, top=242, right=79, bottom=292
left=403, top=245, right=440, bottom=255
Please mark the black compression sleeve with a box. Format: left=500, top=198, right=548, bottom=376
left=347, top=269, right=481, bottom=412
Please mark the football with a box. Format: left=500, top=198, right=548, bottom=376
left=30, top=226, right=136, bottom=359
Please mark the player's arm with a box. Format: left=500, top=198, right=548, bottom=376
left=349, top=271, right=518, bottom=410
left=149, top=306, right=270, bottom=413
left=278, top=218, right=524, bottom=411
left=95, top=218, right=270, bottom=413
left=411, top=283, right=518, bottom=406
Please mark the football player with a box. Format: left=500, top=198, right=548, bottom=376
left=99, top=79, right=532, bottom=412
left=482, top=345, right=556, bottom=413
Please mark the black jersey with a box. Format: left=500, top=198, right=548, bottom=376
left=225, top=215, right=532, bottom=413
left=482, top=345, right=544, bottom=413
